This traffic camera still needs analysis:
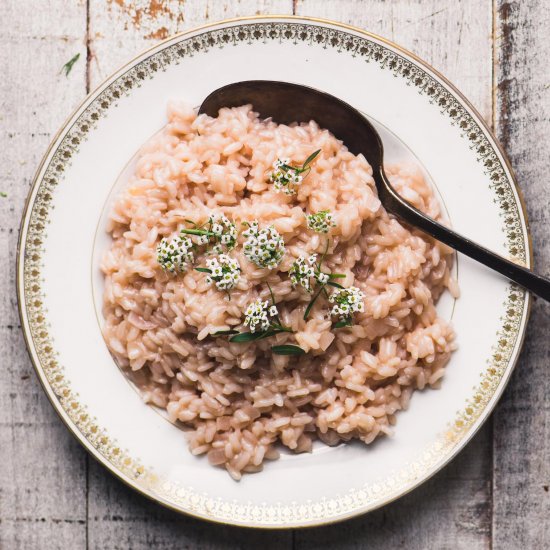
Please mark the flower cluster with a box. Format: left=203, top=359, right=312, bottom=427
left=243, top=221, right=286, bottom=269
left=208, top=212, right=238, bottom=254
left=157, top=235, right=194, bottom=273
left=289, top=255, right=330, bottom=292
left=329, top=286, right=365, bottom=321
left=289, top=255, right=317, bottom=292
left=205, top=254, right=241, bottom=291
left=317, top=272, right=329, bottom=285
left=306, top=210, right=336, bottom=234
left=244, top=299, right=279, bottom=333
left=269, top=158, right=303, bottom=196
left=268, top=150, right=320, bottom=196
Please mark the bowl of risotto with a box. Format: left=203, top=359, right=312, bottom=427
left=18, top=16, right=531, bottom=527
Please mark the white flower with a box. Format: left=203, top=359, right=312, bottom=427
left=244, top=299, right=277, bottom=333
left=157, top=235, right=194, bottom=273
left=306, top=210, right=337, bottom=234
left=329, top=286, right=365, bottom=321
left=316, top=272, right=329, bottom=285
left=289, top=255, right=317, bottom=293
left=206, top=212, right=238, bottom=252
left=242, top=221, right=285, bottom=269
left=269, top=158, right=303, bottom=196
left=204, top=254, right=241, bottom=291
left=180, top=212, right=237, bottom=256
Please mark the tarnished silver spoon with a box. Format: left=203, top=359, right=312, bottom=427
left=199, top=80, right=549, bottom=301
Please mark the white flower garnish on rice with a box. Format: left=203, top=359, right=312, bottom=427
left=244, top=299, right=278, bottom=333
left=180, top=211, right=237, bottom=254
left=204, top=254, right=241, bottom=291
left=242, top=221, right=285, bottom=269
left=269, top=158, right=303, bottom=195
left=289, top=255, right=317, bottom=293
left=306, top=210, right=337, bottom=234
left=329, top=286, right=366, bottom=321
left=268, top=150, right=320, bottom=196
left=156, top=234, right=194, bottom=273
left=208, top=212, right=237, bottom=254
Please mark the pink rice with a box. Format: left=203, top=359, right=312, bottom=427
left=101, top=102, right=457, bottom=480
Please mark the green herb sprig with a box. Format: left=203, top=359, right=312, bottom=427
left=302, top=241, right=346, bottom=321
left=61, top=53, right=80, bottom=77
left=269, top=149, right=321, bottom=195
left=180, top=212, right=237, bottom=254
left=212, top=283, right=305, bottom=355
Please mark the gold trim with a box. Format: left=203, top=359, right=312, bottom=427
left=17, top=15, right=532, bottom=528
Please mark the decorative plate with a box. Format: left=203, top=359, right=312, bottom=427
left=18, top=16, right=531, bottom=528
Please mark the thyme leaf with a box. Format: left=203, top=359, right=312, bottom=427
left=327, top=281, right=345, bottom=289
left=271, top=344, right=306, bottom=355
left=303, top=285, right=324, bottom=320
left=180, top=228, right=215, bottom=237
left=333, top=319, right=352, bottom=329
left=211, top=329, right=239, bottom=336
left=301, top=149, right=321, bottom=170
left=229, top=332, right=266, bottom=343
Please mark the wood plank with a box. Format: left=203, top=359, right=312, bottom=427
left=88, top=0, right=293, bottom=89
left=493, top=1, right=550, bottom=548
left=86, top=1, right=293, bottom=548
left=295, top=0, right=493, bottom=122
left=293, top=1, right=493, bottom=548
left=0, top=1, right=88, bottom=548
left=87, top=458, right=292, bottom=550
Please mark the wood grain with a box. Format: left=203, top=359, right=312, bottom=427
left=0, top=1, right=88, bottom=549
left=88, top=0, right=294, bottom=89
left=0, top=0, right=546, bottom=548
left=87, top=460, right=292, bottom=550
left=295, top=0, right=493, bottom=122
left=493, top=1, right=550, bottom=548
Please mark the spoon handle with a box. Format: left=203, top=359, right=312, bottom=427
left=379, top=171, right=548, bottom=301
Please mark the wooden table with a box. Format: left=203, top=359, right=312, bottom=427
left=1, top=1, right=548, bottom=548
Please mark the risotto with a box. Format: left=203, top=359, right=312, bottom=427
left=101, top=101, right=457, bottom=480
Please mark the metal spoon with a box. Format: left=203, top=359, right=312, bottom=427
left=199, top=80, right=550, bottom=301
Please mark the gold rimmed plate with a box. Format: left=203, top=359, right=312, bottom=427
left=18, top=16, right=531, bottom=528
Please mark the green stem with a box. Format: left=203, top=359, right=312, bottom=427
left=333, top=318, right=353, bottom=329
left=180, top=228, right=214, bottom=237
left=317, top=239, right=330, bottom=271
left=266, top=281, right=276, bottom=306
left=270, top=322, right=293, bottom=333
left=304, top=285, right=324, bottom=321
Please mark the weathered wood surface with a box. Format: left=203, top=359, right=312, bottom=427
left=0, top=0, right=546, bottom=548
left=493, top=1, right=550, bottom=549
left=0, top=2, right=88, bottom=549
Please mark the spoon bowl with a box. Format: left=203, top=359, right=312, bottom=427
left=199, top=80, right=550, bottom=301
